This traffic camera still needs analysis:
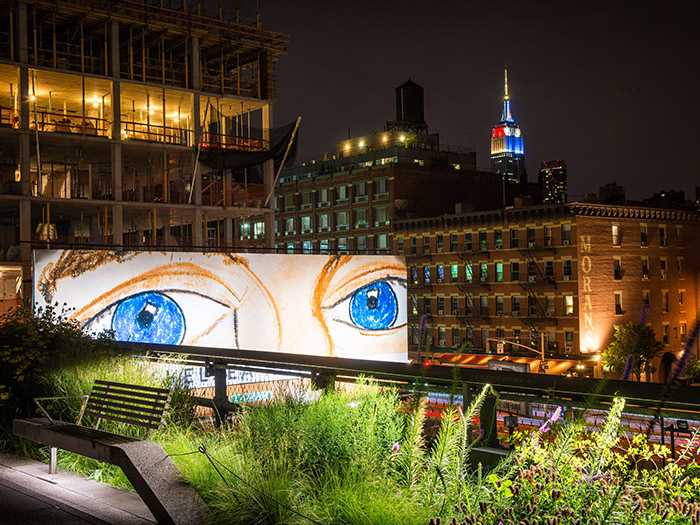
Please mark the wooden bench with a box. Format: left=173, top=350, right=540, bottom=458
left=13, top=380, right=208, bottom=525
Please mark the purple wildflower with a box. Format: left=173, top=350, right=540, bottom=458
left=621, top=355, right=635, bottom=381
left=391, top=442, right=400, bottom=454
left=396, top=490, right=402, bottom=497
left=538, top=406, right=562, bottom=434
left=669, top=319, right=700, bottom=384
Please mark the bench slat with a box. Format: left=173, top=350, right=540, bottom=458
left=93, top=379, right=171, bottom=396
left=87, top=393, right=169, bottom=413
left=83, top=405, right=166, bottom=427
left=91, top=385, right=171, bottom=404
left=83, top=409, right=166, bottom=430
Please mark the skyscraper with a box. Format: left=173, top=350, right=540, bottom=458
left=490, top=67, right=525, bottom=183
left=539, top=160, right=568, bottom=203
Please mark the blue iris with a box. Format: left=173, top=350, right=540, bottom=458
left=111, top=292, right=185, bottom=345
left=349, top=281, right=398, bottom=330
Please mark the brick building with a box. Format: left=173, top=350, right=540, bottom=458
left=394, top=203, right=700, bottom=380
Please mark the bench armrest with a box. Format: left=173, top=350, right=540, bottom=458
left=33, top=395, right=90, bottom=425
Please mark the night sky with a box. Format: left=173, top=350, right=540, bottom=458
left=250, top=1, right=699, bottom=202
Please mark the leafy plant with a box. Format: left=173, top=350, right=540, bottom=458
left=602, top=322, right=664, bottom=380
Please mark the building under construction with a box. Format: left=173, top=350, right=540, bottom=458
left=0, top=0, right=289, bottom=311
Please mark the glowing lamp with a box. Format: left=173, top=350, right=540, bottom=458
left=359, top=141, right=364, bottom=147
left=30, top=95, right=36, bottom=101
left=423, top=360, right=431, bottom=367
left=344, top=144, right=350, bottom=150
left=399, top=136, right=405, bottom=142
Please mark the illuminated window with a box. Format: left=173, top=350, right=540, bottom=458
left=335, top=211, right=349, bottom=230
left=253, top=222, right=265, bottom=239
left=561, top=224, right=571, bottom=245
left=301, top=215, right=313, bottom=234
left=466, top=294, right=474, bottom=316
left=511, top=261, right=520, bottom=281
left=335, top=185, right=348, bottom=204
left=614, top=292, right=623, bottom=315
left=451, top=264, right=459, bottom=281
left=612, top=224, right=620, bottom=246
left=450, top=233, right=458, bottom=252
left=373, top=206, right=389, bottom=226
left=411, top=296, right=418, bottom=315
left=640, top=225, right=648, bottom=246
left=337, top=237, right=348, bottom=254
left=495, top=229, right=503, bottom=249
left=465, top=232, right=473, bottom=251
left=424, top=265, right=431, bottom=284
left=286, top=242, right=295, bottom=254
left=659, top=225, right=666, bottom=247
left=284, top=217, right=296, bottom=235
left=510, top=228, right=519, bottom=248
left=480, top=263, right=488, bottom=282
left=436, top=234, right=443, bottom=253
left=376, top=233, right=388, bottom=251
left=466, top=263, right=473, bottom=282
left=662, top=324, right=669, bottom=344
left=319, top=239, right=330, bottom=254
left=642, top=290, right=650, bottom=306
left=410, top=266, right=418, bottom=284
left=438, top=326, right=446, bottom=346
left=680, top=322, right=687, bottom=342
left=544, top=225, right=553, bottom=247
left=496, top=262, right=504, bottom=282
left=479, top=231, right=487, bottom=251
left=564, top=295, right=574, bottom=316
left=302, top=240, right=312, bottom=254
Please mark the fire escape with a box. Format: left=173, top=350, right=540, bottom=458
left=518, top=240, right=557, bottom=349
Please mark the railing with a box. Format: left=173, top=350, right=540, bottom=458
left=200, top=132, right=265, bottom=152
left=0, top=106, right=18, bottom=127
left=30, top=110, right=110, bottom=137
left=122, top=120, right=191, bottom=145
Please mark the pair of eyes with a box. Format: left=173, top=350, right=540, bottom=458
left=84, top=278, right=407, bottom=345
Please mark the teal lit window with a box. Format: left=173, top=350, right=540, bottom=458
left=496, top=262, right=503, bottom=282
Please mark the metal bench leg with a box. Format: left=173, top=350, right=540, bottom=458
left=49, top=447, right=57, bottom=474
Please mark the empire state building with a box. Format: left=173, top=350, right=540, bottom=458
left=490, top=67, right=525, bottom=183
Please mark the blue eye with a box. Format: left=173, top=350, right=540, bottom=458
left=349, top=281, right=398, bottom=330
left=111, top=291, right=185, bottom=344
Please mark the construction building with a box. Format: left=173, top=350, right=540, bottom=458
left=0, top=0, right=288, bottom=312
left=394, top=202, right=700, bottom=380
left=539, top=159, right=567, bottom=204
left=273, top=79, right=503, bottom=254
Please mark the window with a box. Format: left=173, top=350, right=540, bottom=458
left=479, top=230, right=487, bottom=251
left=286, top=242, right=296, bottom=254
left=545, top=260, right=554, bottom=279
left=466, top=263, right=473, bottom=282
left=660, top=258, right=667, bottom=279
left=437, top=296, right=445, bottom=315
left=496, top=262, right=504, bottom=282
left=612, top=224, right=620, bottom=246
left=640, top=225, right=648, bottom=246
left=546, top=295, right=555, bottom=315
left=641, top=257, right=649, bottom=279
left=397, top=237, right=404, bottom=254
left=438, top=327, right=446, bottom=346
left=319, top=239, right=330, bottom=254
left=302, top=240, right=312, bottom=254
left=480, top=262, right=488, bottom=282
left=411, top=295, right=418, bottom=315
left=561, top=224, right=571, bottom=245
left=614, top=292, right=623, bottom=315
left=495, top=229, right=503, bottom=249
left=300, top=190, right=312, bottom=210
left=511, top=295, right=520, bottom=316
left=678, top=257, right=683, bottom=274
left=353, top=181, right=368, bottom=202
left=436, top=234, right=444, bottom=253
left=659, top=225, right=666, bottom=247
left=450, top=233, right=458, bottom=252
left=564, top=295, right=574, bottom=316
left=565, top=330, right=574, bottom=349
left=423, top=235, right=430, bottom=254
left=437, top=265, right=445, bottom=283
left=283, top=193, right=295, bottom=211
left=680, top=322, right=687, bottom=342
left=528, top=296, right=538, bottom=316
left=465, top=232, right=473, bottom=251
left=317, top=188, right=330, bottom=207
left=466, top=294, right=474, bottom=316
left=527, top=261, right=536, bottom=280
left=354, top=208, right=368, bottom=228
left=356, top=235, right=367, bottom=252
left=274, top=195, right=281, bottom=212
left=412, top=326, right=419, bottom=345
left=376, top=233, right=388, bottom=251
left=451, top=296, right=459, bottom=315
left=547, top=330, right=557, bottom=351
left=253, top=221, right=265, bottom=239
left=335, top=210, right=349, bottom=230
left=317, top=213, right=330, bottom=232
left=497, top=327, right=505, bottom=340
left=410, top=266, right=418, bottom=284
left=467, top=327, right=475, bottom=344
left=679, top=290, right=685, bottom=306
left=284, top=217, right=296, bottom=235
left=642, top=290, right=650, bottom=306
left=301, top=215, right=313, bottom=234
left=513, top=328, right=521, bottom=343
left=337, top=237, right=348, bottom=254
left=544, top=225, right=553, bottom=247
left=452, top=327, right=460, bottom=347
left=527, top=227, right=536, bottom=248
left=563, top=259, right=572, bottom=279
left=510, top=228, right=519, bottom=248
left=480, top=296, right=489, bottom=316
left=511, top=261, right=520, bottom=281
left=423, top=296, right=431, bottom=314
left=662, top=324, right=669, bottom=344
left=410, top=236, right=417, bottom=254
left=496, top=295, right=504, bottom=315
left=451, top=264, right=459, bottom=282
left=481, top=328, right=490, bottom=349
left=662, top=291, right=669, bottom=312
left=676, top=226, right=683, bottom=244
left=373, top=206, right=389, bottom=226
left=614, top=258, right=622, bottom=280
left=373, top=179, right=388, bottom=199
left=424, top=265, right=431, bottom=284
left=335, top=185, right=348, bottom=204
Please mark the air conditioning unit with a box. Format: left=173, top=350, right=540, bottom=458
left=545, top=311, right=553, bottom=318
left=528, top=275, right=536, bottom=282
left=495, top=245, right=502, bottom=250
left=437, top=278, right=443, bottom=284
left=563, top=275, right=570, bottom=280
left=452, top=309, right=459, bottom=315
left=527, top=242, right=534, bottom=248
left=480, top=277, right=487, bottom=283
left=438, top=309, right=444, bottom=315
left=511, top=311, right=519, bottom=317
left=563, top=240, right=570, bottom=246
left=438, top=341, right=446, bottom=347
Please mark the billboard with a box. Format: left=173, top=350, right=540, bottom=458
left=33, top=250, right=407, bottom=362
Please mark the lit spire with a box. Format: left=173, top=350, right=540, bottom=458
left=501, top=65, right=513, bottom=123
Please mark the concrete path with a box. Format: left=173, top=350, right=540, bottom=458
left=0, top=451, right=156, bottom=524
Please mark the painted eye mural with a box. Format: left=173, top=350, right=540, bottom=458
left=349, top=280, right=400, bottom=331
left=111, top=291, right=185, bottom=344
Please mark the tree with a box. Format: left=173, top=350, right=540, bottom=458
left=602, top=322, right=664, bottom=381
